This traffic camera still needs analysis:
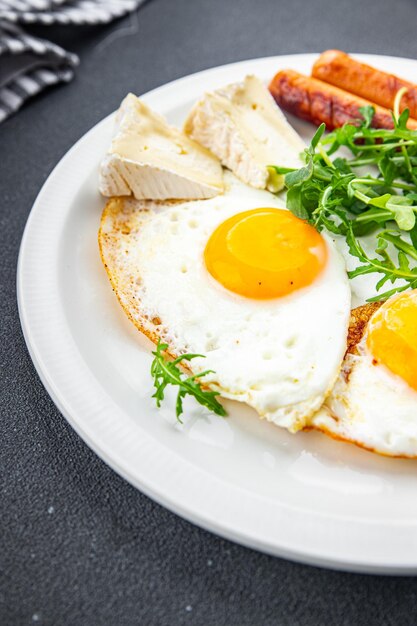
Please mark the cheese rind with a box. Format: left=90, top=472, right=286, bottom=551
left=184, top=75, right=305, bottom=192
left=99, top=94, right=224, bottom=200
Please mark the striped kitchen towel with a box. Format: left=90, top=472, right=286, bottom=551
left=0, top=1, right=144, bottom=25
left=0, top=0, right=147, bottom=123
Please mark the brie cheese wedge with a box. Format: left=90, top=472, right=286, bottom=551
left=184, top=75, right=305, bottom=192
left=99, top=94, right=224, bottom=200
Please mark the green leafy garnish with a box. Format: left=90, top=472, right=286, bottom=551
left=345, top=224, right=417, bottom=300
left=150, top=340, right=227, bottom=422
left=272, top=105, right=417, bottom=301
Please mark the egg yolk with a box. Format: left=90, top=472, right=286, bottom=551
left=204, top=208, right=328, bottom=299
left=366, top=290, right=417, bottom=391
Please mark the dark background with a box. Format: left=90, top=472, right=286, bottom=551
left=3, top=0, right=417, bottom=623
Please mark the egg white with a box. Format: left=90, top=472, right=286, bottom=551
left=312, top=349, right=417, bottom=457
left=111, top=173, right=351, bottom=431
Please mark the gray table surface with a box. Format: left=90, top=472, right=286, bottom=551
left=3, top=0, right=417, bottom=623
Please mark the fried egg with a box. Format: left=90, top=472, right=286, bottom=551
left=312, top=291, right=417, bottom=457
left=99, top=174, right=351, bottom=431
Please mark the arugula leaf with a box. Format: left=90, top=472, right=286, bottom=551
left=267, top=165, right=296, bottom=175
left=378, top=155, right=398, bottom=185
left=385, top=196, right=416, bottom=230
left=379, top=230, right=417, bottom=262
left=368, top=193, right=392, bottom=209
left=285, top=157, right=313, bottom=187
left=359, top=105, right=375, bottom=128
left=333, top=157, right=351, bottom=174
left=354, top=206, right=392, bottom=225
left=286, top=186, right=309, bottom=220
left=286, top=124, right=326, bottom=188
left=310, top=123, right=326, bottom=150
left=396, top=107, right=410, bottom=130
left=150, top=341, right=227, bottom=422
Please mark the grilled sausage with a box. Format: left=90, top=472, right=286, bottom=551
left=312, top=50, right=417, bottom=120
left=268, top=69, right=417, bottom=130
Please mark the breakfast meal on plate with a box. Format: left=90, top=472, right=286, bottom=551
left=98, top=51, right=417, bottom=458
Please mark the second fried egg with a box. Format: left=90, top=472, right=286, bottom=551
left=312, top=291, right=417, bottom=457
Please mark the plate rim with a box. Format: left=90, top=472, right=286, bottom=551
left=17, top=52, right=417, bottom=575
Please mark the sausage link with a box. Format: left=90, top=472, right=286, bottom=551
left=268, top=69, right=417, bottom=130
left=312, top=50, right=417, bottom=120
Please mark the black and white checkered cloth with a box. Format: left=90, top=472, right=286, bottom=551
left=0, top=0, right=146, bottom=123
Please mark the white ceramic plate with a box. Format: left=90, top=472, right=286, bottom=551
left=18, top=54, right=417, bottom=574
